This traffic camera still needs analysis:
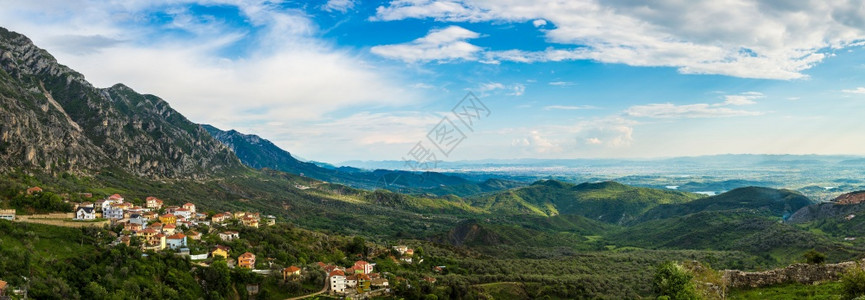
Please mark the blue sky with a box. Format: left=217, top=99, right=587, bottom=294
left=2, top=0, right=865, bottom=164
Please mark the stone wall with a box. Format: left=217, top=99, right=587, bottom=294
left=724, top=260, right=863, bottom=288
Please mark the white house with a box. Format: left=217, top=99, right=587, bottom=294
left=166, top=233, right=187, bottom=250
left=101, top=200, right=118, bottom=212
left=145, top=197, right=163, bottom=209
left=182, top=203, right=196, bottom=213
left=129, top=214, right=147, bottom=226
left=0, top=209, right=15, bottom=221
left=173, top=208, right=193, bottom=220
left=219, top=231, right=240, bottom=241
left=75, top=207, right=96, bottom=220
left=103, top=207, right=124, bottom=220
left=329, top=271, right=346, bottom=294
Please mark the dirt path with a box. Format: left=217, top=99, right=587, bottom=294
left=284, top=280, right=329, bottom=300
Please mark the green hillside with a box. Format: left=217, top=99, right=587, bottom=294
left=637, top=186, right=813, bottom=223
left=467, top=180, right=701, bottom=223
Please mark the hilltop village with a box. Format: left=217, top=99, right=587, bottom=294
left=0, top=187, right=438, bottom=299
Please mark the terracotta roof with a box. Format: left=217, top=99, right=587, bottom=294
left=108, top=194, right=123, bottom=200
left=139, top=228, right=156, bottom=234
left=317, top=262, right=327, bottom=268
left=239, top=252, right=255, bottom=259
left=154, top=233, right=165, bottom=238
left=285, top=266, right=301, bottom=273
left=183, top=203, right=195, bottom=207
left=329, top=270, right=345, bottom=277
left=355, top=260, right=369, bottom=266
left=0, top=279, right=8, bottom=289
left=358, top=274, right=371, bottom=281
left=167, top=233, right=186, bottom=240
left=161, top=214, right=175, bottom=218
left=214, top=245, right=231, bottom=252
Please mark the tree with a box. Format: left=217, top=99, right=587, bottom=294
left=201, top=260, right=232, bottom=296
left=804, top=250, right=826, bottom=264
left=652, top=261, right=699, bottom=300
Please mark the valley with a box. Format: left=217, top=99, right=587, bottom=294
left=2, top=15, right=865, bottom=300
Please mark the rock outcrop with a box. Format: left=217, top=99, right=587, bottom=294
left=0, top=27, right=243, bottom=178
left=834, top=191, right=865, bottom=205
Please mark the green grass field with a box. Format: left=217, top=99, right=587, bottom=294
left=729, top=282, right=844, bottom=300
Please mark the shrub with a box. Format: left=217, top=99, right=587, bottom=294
left=842, top=264, right=865, bottom=299
left=804, top=250, right=827, bottom=264
left=653, top=261, right=699, bottom=300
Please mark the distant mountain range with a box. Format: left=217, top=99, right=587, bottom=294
left=202, top=124, right=523, bottom=196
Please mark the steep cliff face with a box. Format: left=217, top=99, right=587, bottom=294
left=0, top=27, right=243, bottom=178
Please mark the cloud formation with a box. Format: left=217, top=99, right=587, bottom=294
left=373, top=0, right=865, bottom=79
left=842, top=87, right=865, bottom=94
left=370, top=26, right=482, bottom=62
left=625, top=92, right=764, bottom=118
left=0, top=0, right=421, bottom=161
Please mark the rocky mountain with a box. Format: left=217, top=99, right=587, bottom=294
left=832, top=190, right=865, bottom=205
left=0, top=27, right=243, bottom=178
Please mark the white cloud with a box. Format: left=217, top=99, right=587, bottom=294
left=373, top=0, right=865, bottom=79
left=370, top=26, right=482, bottom=63
left=474, top=82, right=524, bottom=96
left=573, top=117, right=636, bottom=147
left=0, top=0, right=422, bottom=161
left=549, top=81, right=574, bottom=86
left=509, top=83, right=525, bottom=96
left=723, top=92, right=763, bottom=106
left=543, top=105, right=595, bottom=110
left=625, top=92, right=764, bottom=118
left=625, top=104, right=762, bottom=119
left=511, top=130, right=562, bottom=154
left=532, top=19, right=547, bottom=27
left=842, top=87, right=865, bottom=94
left=323, top=0, right=356, bottom=12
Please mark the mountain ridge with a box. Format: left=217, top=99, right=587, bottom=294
left=0, top=27, right=243, bottom=178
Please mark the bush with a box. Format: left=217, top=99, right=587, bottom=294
left=804, top=250, right=827, bottom=264
left=842, top=265, right=865, bottom=299
left=653, top=261, right=699, bottom=300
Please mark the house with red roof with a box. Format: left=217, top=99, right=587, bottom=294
left=238, top=252, right=256, bottom=269
left=283, top=266, right=301, bottom=280
left=26, top=186, right=43, bottom=195
left=329, top=270, right=346, bottom=294
left=182, top=203, right=196, bottom=213
left=166, top=233, right=187, bottom=250
left=145, top=196, right=163, bottom=209
left=354, top=260, right=373, bottom=274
